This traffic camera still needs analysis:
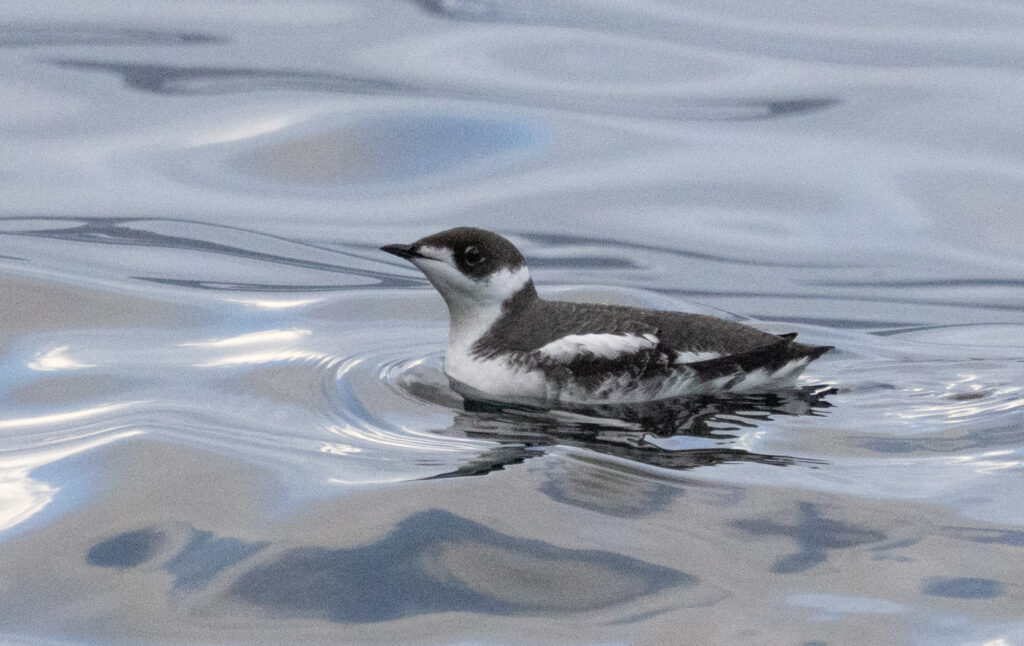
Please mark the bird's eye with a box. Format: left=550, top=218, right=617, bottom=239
left=464, top=245, right=484, bottom=266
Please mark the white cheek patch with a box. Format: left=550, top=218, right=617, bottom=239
left=538, top=332, right=659, bottom=362
left=487, top=265, right=530, bottom=298
left=412, top=249, right=530, bottom=302
left=411, top=247, right=476, bottom=295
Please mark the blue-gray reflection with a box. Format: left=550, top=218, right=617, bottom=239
left=943, top=527, right=1024, bottom=548
left=85, top=512, right=695, bottom=622
left=521, top=231, right=838, bottom=269
left=922, top=576, right=1003, bottom=599
left=87, top=527, right=165, bottom=568
left=165, top=529, right=268, bottom=591
left=538, top=462, right=682, bottom=518
left=732, top=502, right=885, bottom=574
left=229, top=510, right=692, bottom=621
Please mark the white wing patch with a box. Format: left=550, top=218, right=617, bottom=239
left=673, top=351, right=723, bottom=364
left=537, top=332, right=659, bottom=362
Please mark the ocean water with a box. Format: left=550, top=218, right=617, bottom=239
left=1, top=2, right=1023, bottom=644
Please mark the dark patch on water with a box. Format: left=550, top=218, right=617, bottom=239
left=88, top=528, right=165, bottom=568
left=921, top=576, right=1002, bottom=599
left=527, top=256, right=639, bottom=270
left=50, top=60, right=412, bottom=96
left=732, top=502, right=885, bottom=574
left=942, top=527, right=1024, bottom=548
left=229, top=509, right=693, bottom=621
left=0, top=25, right=223, bottom=47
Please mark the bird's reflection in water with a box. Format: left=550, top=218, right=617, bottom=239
left=427, top=386, right=835, bottom=478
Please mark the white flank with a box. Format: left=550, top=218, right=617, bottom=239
left=725, top=357, right=811, bottom=393
left=446, top=353, right=552, bottom=401
left=446, top=354, right=816, bottom=405
left=537, top=332, right=659, bottom=362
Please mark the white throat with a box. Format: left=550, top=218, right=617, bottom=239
left=444, top=265, right=530, bottom=352
left=447, top=299, right=505, bottom=355
left=438, top=264, right=532, bottom=394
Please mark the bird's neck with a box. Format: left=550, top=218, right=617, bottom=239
left=446, top=281, right=538, bottom=353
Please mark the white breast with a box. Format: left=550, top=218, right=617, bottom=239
left=444, top=347, right=551, bottom=400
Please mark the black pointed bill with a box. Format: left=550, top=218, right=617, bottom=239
left=380, top=243, right=425, bottom=260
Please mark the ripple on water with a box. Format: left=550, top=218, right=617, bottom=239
left=0, top=216, right=422, bottom=291
left=319, top=296, right=1023, bottom=529
left=412, top=0, right=1024, bottom=68
left=2, top=257, right=1018, bottom=511
left=359, top=26, right=740, bottom=90
left=13, top=287, right=1004, bottom=501
left=828, top=324, right=1024, bottom=442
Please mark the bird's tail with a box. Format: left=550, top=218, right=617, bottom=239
left=686, top=339, right=832, bottom=382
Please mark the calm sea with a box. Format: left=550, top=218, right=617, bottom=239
left=1, top=2, right=1023, bottom=644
